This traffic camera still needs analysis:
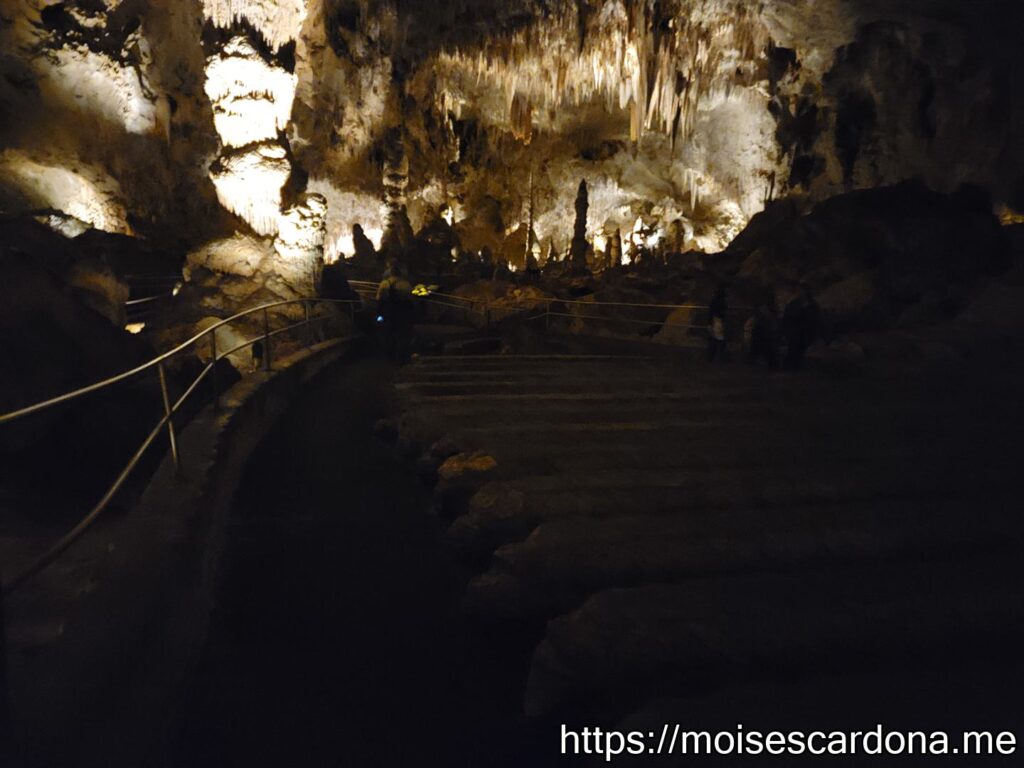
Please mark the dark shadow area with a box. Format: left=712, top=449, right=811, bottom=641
left=168, top=355, right=559, bottom=767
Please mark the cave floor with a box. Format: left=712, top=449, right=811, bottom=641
left=165, top=334, right=1024, bottom=767
left=167, top=354, right=552, bottom=768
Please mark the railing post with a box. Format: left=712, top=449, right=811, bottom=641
left=209, top=329, right=219, bottom=410
left=304, top=300, right=314, bottom=346
left=157, top=363, right=179, bottom=474
left=262, top=307, right=272, bottom=371
left=0, top=569, right=9, bottom=745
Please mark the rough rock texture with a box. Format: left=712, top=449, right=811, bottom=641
left=723, top=181, right=1009, bottom=332
left=3, top=0, right=1020, bottom=287
left=273, top=192, right=328, bottom=294
left=0, top=217, right=150, bottom=413
left=203, top=36, right=297, bottom=150
left=208, top=142, right=293, bottom=237
left=0, top=1, right=1020, bottom=466
left=392, top=351, right=1024, bottom=727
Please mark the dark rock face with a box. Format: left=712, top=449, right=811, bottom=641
left=785, top=12, right=1024, bottom=205
left=0, top=218, right=153, bottom=404
left=726, top=181, right=1008, bottom=332
left=0, top=217, right=164, bottom=505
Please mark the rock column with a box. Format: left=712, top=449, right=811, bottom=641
left=569, top=179, right=591, bottom=274
left=201, top=1, right=326, bottom=295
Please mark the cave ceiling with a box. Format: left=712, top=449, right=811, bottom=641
left=0, top=0, right=1021, bottom=262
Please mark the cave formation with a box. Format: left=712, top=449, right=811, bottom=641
left=3, top=0, right=1022, bottom=303
left=2, top=0, right=1024, bottom=764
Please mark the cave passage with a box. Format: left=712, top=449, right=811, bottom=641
left=168, top=355, right=549, bottom=767
left=3, top=0, right=1024, bottom=764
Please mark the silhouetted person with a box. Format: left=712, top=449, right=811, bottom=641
left=707, top=284, right=728, bottom=363
left=376, top=261, right=414, bottom=362
left=251, top=340, right=264, bottom=372
left=321, top=262, right=357, bottom=302
left=524, top=249, right=541, bottom=282
left=783, top=284, right=820, bottom=370
left=746, top=295, right=780, bottom=369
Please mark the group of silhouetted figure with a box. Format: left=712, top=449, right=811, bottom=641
left=707, top=283, right=821, bottom=371
left=375, top=259, right=417, bottom=363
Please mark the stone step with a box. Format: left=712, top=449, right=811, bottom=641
left=446, top=464, right=1014, bottom=558
left=466, top=492, right=1023, bottom=620
left=399, top=400, right=790, bottom=425
left=523, top=555, right=1024, bottom=715
left=397, top=390, right=785, bottom=411
left=467, top=432, right=1002, bottom=474
left=461, top=437, right=976, bottom=467
left=397, top=383, right=686, bottom=399
left=397, top=403, right=1009, bottom=466
left=410, top=354, right=656, bottom=365
left=399, top=407, right=1006, bottom=445
left=399, top=368, right=752, bottom=388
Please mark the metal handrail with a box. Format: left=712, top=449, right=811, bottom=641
left=0, top=299, right=354, bottom=426
left=539, top=310, right=707, bottom=330
left=1, top=297, right=360, bottom=596
left=0, top=281, right=742, bottom=596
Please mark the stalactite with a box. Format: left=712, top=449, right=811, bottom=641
left=209, top=142, right=291, bottom=236
left=433, top=0, right=769, bottom=144
left=201, top=0, right=308, bottom=52
left=204, top=37, right=297, bottom=149
left=510, top=92, right=534, bottom=144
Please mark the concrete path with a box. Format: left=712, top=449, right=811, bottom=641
left=168, top=358, right=555, bottom=767
left=393, top=351, right=1024, bottom=745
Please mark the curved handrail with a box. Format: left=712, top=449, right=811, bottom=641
left=1, top=296, right=360, bottom=596
left=0, top=299, right=358, bottom=426
left=0, top=284, right=742, bottom=596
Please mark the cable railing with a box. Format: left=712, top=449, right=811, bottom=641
left=418, top=289, right=743, bottom=334
left=0, top=297, right=359, bottom=597
left=0, top=282, right=740, bottom=596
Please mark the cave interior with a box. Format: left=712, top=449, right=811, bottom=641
left=1, top=0, right=1023, bottom=765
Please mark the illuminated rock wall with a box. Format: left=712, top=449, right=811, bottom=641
left=0, top=0, right=1020, bottom=283
left=200, top=0, right=326, bottom=291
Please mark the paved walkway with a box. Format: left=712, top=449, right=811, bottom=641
left=394, top=350, right=1024, bottom=747
left=168, top=357, right=552, bottom=767
left=167, top=345, right=1024, bottom=766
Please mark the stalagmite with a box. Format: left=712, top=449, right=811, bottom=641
left=608, top=228, right=623, bottom=269
left=380, top=126, right=414, bottom=263
left=569, top=179, right=591, bottom=274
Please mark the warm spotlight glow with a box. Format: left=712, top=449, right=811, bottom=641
left=204, top=37, right=298, bottom=149
left=435, top=1, right=768, bottom=143
left=209, top=142, right=291, bottom=236
left=1, top=151, right=130, bottom=234
left=201, top=0, right=308, bottom=51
